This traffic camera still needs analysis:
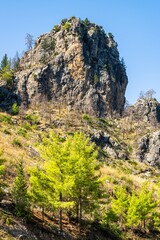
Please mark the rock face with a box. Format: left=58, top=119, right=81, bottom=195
left=90, top=129, right=128, bottom=160
left=125, top=98, right=160, bottom=125
left=15, top=17, right=128, bottom=117
left=137, top=131, right=160, bottom=167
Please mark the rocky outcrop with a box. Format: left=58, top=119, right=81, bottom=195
left=15, top=17, right=128, bottom=117
left=90, top=129, right=128, bottom=160
left=125, top=98, right=160, bottom=126
left=137, top=130, right=160, bottom=167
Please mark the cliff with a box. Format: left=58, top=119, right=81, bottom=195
left=15, top=17, right=128, bottom=117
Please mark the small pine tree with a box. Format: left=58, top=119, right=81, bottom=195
left=111, top=186, right=130, bottom=228
left=0, top=54, right=10, bottom=70
left=127, top=183, right=157, bottom=230
left=12, top=161, right=29, bottom=217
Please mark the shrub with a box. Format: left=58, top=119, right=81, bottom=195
left=0, top=114, right=12, bottom=124
left=82, top=18, right=91, bottom=26
left=25, top=113, right=40, bottom=125
left=61, top=18, right=67, bottom=25
left=41, top=38, right=49, bottom=50
left=3, top=129, right=11, bottom=135
left=94, top=74, right=99, bottom=84
left=12, top=103, right=19, bottom=115
left=12, top=138, right=22, bottom=147
left=0, top=65, right=13, bottom=86
left=50, top=38, right=55, bottom=51
left=63, top=22, right=71, bottom=31
left=52, top=24, right=61, bottom=33
left=17, top=128, right=27, bottom=137
left=82, top=114, right=93, bottom=125
left=21, top=123, right=32, bottom=131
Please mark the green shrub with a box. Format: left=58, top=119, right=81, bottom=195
left=12, top=139, right=22, bottom=147
left=50, top=38, right=55, bottom=51
left=61, top=18, right=67, bottom=25
left=0, top=65, right=13, bottom=86
left=52, top=24, right=61, bottom=33
left=12, top=103, right=19, bottom=115
left=63, top=22, right=71, bottom=31
left=21, top=123, right=32, bottom=131
left=82, top=18, right=91, bottom=26
left=82, top=114, right=93, bottom=125
left=17, top=128, right=27, bottom=137
left=3, top=129, right=11, bottom=135
left=94, top=74, right=99, bottom=84
left=0, top=114, right=12, bottom=124
left=41, top=38, right=49, bottom=50
left=25, top=113, right=39, bottom=125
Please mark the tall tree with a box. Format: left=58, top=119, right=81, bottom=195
left=111, top=186, right=130, bottom=228
left=12, top=161, right=29, bottom=217
left=25, top=33, right=34, bottom=50
left=30, top=131, right=102, bottom=236
left=0, top=54, right=10, bottom=70
left=35, top=132, right=75, bottom=238
left=12, top=51, right=20, bottom=70
left=65, top=132, right=102, bottom=231
left=127, top=183, right=157, bottom=230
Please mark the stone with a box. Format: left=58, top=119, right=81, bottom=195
left=14, top=17, right=128, bottom=117
left=137, top=130, right=160, bottom=167
left=125, top=98, right=160, bottom=126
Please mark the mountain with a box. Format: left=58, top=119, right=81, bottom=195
left=14, top=17, right=128, bottom=117
left=1, top=17, right=160, bottom=240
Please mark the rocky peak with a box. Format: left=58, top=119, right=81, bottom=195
left=15, top=17, right=128, bottom=117
left=125, top=98, right=160, bottom=126
left=137, top=130, right=160, bottom=167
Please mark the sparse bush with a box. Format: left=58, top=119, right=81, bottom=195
left=3, top=129, right=11, bottom=135
left=41, top=38, right=49, bottom=51
left=17, top=128, right=27, bottom=137
left=94, top=74, right=99, bottom=84
left=50, top=38, right=55, bottom=51
left=0, top=65, right=13, bottom=86
left=63, top=22, right=71, bottom=31
left=12, top=138, right=22, bottom=147
left=82, top=114, right=93, bottom=125
left=21, top=123, right=32, bottom=131
left=11, top=103, right=19, bottom=115
left=0, top=114, right=12, bottom=124
left=52, top=24, right=61, bottom=33
left=25, top=113, right=40, bottom=125
left=61, top=18, right=67, bottom=25
left=71, top=16, right=76, bottom=20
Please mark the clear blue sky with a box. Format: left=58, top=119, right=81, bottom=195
left=1, top=0, right=160, bottom=104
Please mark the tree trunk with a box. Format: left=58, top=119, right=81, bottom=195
left=59, top=192, right=63, bottom=240
left=79, top=194, right=82, bottom=234
left=42, top=207, right=44, bottom=223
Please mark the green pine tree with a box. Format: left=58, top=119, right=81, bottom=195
left=12, top=161, right=29, bottom=217
left=65, top=132, right=102, bottom=230
left=111, top=186, right=130, bottom=228
left=30, top=131, right=102, bottom=236
left=36, top=132, right=75, bottom=236
left=0, top=54, right=10, bottom=70
left=127, top=183, right=157, bottom=230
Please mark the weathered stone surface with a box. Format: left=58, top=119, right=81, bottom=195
left=125, top=98, right=160, bottom=126
left=90, top=129, right=128, bottom=160
left=137, top=130, right=160, bottom=167
left=15, top=17, right=128, bottom=117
